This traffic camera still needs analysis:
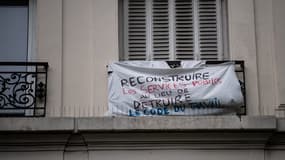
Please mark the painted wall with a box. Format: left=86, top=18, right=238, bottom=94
left=2, top=150, right=285, bottom=160
left=0, top=152, right=62, bottom=160
left=272, top=0, right=285, bottom=112
left=36, top=0, right=285, bottom=117
left=37, top=0, right=118, bottom=117
left=92, top=150, right=264, bottom=160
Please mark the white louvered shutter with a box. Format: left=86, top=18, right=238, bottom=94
left=197, top=0, right=222, bottom=60
left=152, top=0, right=170, bottom=60
left=123, top=0, right=223, bottom=61
left=175, top=0, right=195, bottom=60
left=124, top=0, right=147, bottom=60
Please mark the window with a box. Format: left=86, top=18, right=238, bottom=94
left=121, top=0, right=224, bottom=61
left=0, top=0, right=36, bottom=62
left=0, top=0, right=40, bottom=117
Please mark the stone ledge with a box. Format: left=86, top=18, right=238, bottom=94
left=77, top=116, right=241, bottom=131
left=0, top=117, right=74, bottom=131
left=0, top=116, right=277, bottom=132
left=241, top=116, right=276, bottom=129
left=77, top=116, right=276, bottom=131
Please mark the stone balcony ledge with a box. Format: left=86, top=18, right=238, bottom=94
left=0, top=116, right=279, bottom=132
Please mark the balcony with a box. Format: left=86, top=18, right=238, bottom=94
left=0, top=62, right=48, bottom=117
left=0, top=61, right=245, bottom=117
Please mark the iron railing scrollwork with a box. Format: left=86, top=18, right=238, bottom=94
left=0, top=62, right=48, bottom=117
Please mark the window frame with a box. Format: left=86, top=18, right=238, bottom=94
left=0, top=0, right=36, bottom=61
left=119, top=0, right=229, bottom=61
left=27, top=0, right=37, bottom=61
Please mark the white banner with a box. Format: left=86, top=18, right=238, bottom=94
left=108, top=61, right=244, bottom=116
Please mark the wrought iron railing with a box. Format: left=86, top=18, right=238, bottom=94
left=205, top=60, right=246, bottom=115
left=0, top=62, right=48, bottom=117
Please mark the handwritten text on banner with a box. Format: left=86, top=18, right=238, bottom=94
left=108, top=61, right=244, bottom=116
